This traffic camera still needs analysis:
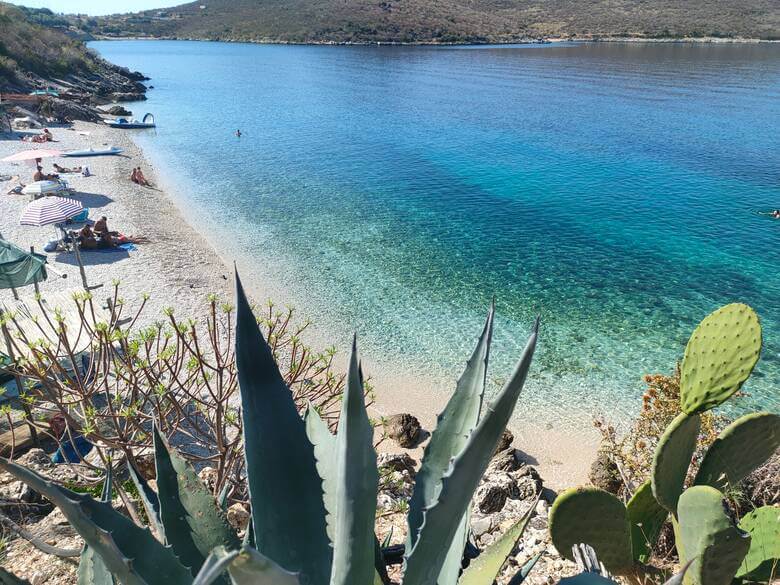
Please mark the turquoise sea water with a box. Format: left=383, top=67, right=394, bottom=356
left=93, top=40, right=780, bottom=425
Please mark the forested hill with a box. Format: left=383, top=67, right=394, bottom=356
left=76, top=0, right=779, bottom=43
left=0, top=3, right=147, bottom=120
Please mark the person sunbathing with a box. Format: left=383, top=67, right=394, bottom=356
left=33, top=166, right=58, bottom=182
left=93, top=216, right=110, bottom=237
left=53, top=164, right=82, bottom=174
left=135, top=167, right=151, bottom=186
left=131, top=166, right=152, bottom=187
left=78, top=225, right=97, bottom=249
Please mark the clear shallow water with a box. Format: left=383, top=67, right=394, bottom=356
left=93, top=40, right=780, bottom=425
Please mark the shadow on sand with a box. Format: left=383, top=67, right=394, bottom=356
left=55, top=248, right=129, bottom=266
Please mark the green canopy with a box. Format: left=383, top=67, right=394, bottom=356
left=0, top=240, right=47, bottom=290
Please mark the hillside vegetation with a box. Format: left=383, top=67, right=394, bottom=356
left=82, top=0, right=779, bottom=43
left=0, top=3, right=101, bottom=86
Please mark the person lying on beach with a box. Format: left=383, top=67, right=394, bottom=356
left=53, top=164, right=82, bottom=174
left=6, top=179, right=25, bottom=195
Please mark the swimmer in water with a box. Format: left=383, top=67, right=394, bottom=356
left=235, top=129, right=242, bottom=138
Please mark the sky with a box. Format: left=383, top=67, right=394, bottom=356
left=4, top=0, right=182, bottom=15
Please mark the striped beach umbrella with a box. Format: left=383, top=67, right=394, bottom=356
left=20, top=196, right=83, bottom=227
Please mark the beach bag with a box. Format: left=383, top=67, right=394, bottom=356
left=43, top=240, right=59, bottom=253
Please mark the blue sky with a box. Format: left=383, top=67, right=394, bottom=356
left=5, top=1, right=182, bottom=15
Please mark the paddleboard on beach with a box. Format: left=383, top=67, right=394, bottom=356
left=63, top=147, right=123, bottom=157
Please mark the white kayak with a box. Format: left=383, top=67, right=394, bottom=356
left=63, top=147, right=123, bottom=158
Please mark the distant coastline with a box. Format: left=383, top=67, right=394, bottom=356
left=89, top=34, right=779, bottom=46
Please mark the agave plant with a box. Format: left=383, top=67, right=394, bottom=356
left=0, top=273, right=549, bottom=585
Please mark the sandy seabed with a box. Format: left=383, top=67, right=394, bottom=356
left=0, top=122, right=596, bottom=488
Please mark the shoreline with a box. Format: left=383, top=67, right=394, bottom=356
left=91, top=35, right=780, bottom=46
left=0, top=122, right=596, bottom=488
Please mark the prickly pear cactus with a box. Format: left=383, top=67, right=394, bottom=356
left=626, top=480, right=668, bottom=563
left=677, top=485, right=751, bottom=585
left=680, top=303, right=761, bottom=414
left=694, top=412, right=780, bottom=491
left=735, top=506, right=780, bottom=581
left=651, top=412, right=700, bottom=513
left=549, top=487, right=634, bottom=575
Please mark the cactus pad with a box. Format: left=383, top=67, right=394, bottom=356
left=694, top=412, right=780, bottom=490
left=626, top=480, right=668, bottom=563
left=549, top=487, right=633, bottom=575
left=680, top=303, right=761, bottom=414
left=735, top=506, right=780, bottom=581
left=651, top=412, right=701, bottom=513
left=678, top=486, right=751, bottom=585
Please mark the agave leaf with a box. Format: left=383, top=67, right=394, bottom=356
left=218, top=483, right=231, bottom=512
left=192, top=547, right=239, bottom=585
left=153, top=426, right=240, bottom=578
left=438, top=510, right=471, bottom=585
left=0, top=568, right=31, bottom=585
left=127, top=458, right=164, bottom=540
left=227, top=546, right=300, bottom=585
left=381, top=527, right=394, bottom=550
left=506, top=552, right=543, bottom=585
left=407, top=305, right=494, bottom=546
left=304, top=404, right=337, bottom=542
left=242, top=518, right=255, bottom=548
left=77, top=467, right=114, bottom=585
left=330, top=337, right=379, bottom=585
left=407, top=305, right=495, bottom=583
left=234, top=272, right=331, bottom=584
left=662, top=559, right=694, bottom=585
left=403, top=318, right=539, bottom=585
left=0, top=458, right=191, bottom=585
left=459, top=492, right=540, bottom=585
left=557, top=575, right=618, bottom=584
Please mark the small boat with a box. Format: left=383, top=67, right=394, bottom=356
left=30, top=89, right=60, bottom=97
left=106, top=113, right=156, bottom=129
left=63, top=147, right=124, bottom=158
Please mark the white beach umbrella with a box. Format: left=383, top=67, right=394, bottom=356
left=20, top=196, right=83, bottom=227
left=21, top=180, right=66, bottom=196
left=1, top=149, right=63, bottom=163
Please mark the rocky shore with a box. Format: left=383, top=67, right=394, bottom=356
left=0, top=427, right=578, bottom=584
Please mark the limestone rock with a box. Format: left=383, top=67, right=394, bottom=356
left=226, top=502, right=250, bottom=533
left=377, top=452, right=417, bottom=476
left=384, top=413, right=422, bottom=448
left=107, top=105, right=132, bottom=116
left=493, top=428, right=514, bottom=455
left=589, top=450, right=622, bottom=494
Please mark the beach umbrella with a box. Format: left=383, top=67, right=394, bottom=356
left=1, top=149, right=63, bottom=163
left=20, top=196, right=83, bottom=227
left=21, top=180, right=67, bottom=197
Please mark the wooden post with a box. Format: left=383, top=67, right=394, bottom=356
left=30, top=247, right=40, bottom=295
left=72, top=237, right=89, bottom=290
